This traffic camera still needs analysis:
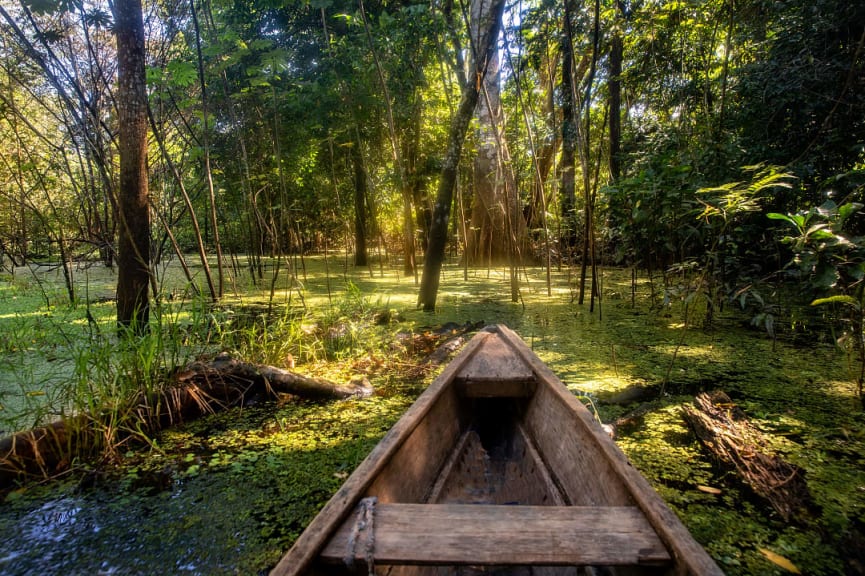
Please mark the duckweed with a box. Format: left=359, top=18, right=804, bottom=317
left=0, top=263, right=863, bottom=575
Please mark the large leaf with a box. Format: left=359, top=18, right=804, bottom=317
left=767, top=212, right=803, bottom=230
left=838, top=202, right=864, bottom=222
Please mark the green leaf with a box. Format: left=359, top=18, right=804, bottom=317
left=811, top=295, right=859, bottom=308
left=145, top=66, right=164, bottom=85
left=805, top=226, right=834, bottom=241
left=838, top=202, right=863, bottom=222
left=166, top=61, right=198, bottom=88
left=767, top=212, right=798, bottom=227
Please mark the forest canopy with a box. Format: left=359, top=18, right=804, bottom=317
left=0, top=0, right=863, bottom=312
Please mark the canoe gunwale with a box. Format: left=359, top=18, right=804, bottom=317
left=492, top=326, right=724, bottom=576
left=269, top=329, right=495, bottom=576
left=270, top=325, right=724, bottom=576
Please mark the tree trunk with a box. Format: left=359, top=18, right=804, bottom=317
left=0, top=360, right=371, bottom=485
left=409, top=101, right=431, bottom=253
left=352, top=137, right=368, bottom=267
left=465, top=0, right=529, bottom=267
left=578, top=0, right=601, bottom=307
left=405, top=97, right=424, bottom=273
left=466, top=38, right=506, bottom=265
left=180, top=355, right=373, bottom=400
left=683, top=391, right=813, bottom=522
left=526, top=56, right=560, bottom=231
left=560, top=5, right=578, bottom=251
left=114, top=0, right=151, bottom=332
left=609, top=31, right=623, bottom=183
left=417, top=0, right=506, bottom=311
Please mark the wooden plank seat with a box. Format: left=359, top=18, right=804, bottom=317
left=320, top=503, right=673, bottom=566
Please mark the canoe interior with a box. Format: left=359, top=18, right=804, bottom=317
left=279, top=326, right=723, bottom=576
left=309, top=330, right=673, bottom=575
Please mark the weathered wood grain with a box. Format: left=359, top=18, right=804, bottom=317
left=270, top=325, right=724, bottom=576
left=493, top=325, right=725, bottom=576
left=320, top=503, right=672, bottom=566
left=454, top=332, right=536, bottom=398
left=268, top=330, right=493, bottom=576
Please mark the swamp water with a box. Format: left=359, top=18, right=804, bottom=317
left=1, top=262, right=864, bottom=575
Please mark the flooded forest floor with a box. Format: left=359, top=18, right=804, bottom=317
left=0, top=258, right=863, bottom=575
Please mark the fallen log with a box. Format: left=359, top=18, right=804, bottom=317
left=0, top=356, right=371, bottom=487
left=393, top=321, right=482, bottom=378
left=0, top=419, right=80, bottom=484
left=682, top=390, right=813, bottom=521
left=422, top=335, right=467, bottom=366
left=180, top=353, right=373, bottom=401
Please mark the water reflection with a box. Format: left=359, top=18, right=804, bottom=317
left=21, top=498, right=87, bottom=543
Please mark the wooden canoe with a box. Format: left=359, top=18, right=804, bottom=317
left=270, top=324, right=723, bottom=576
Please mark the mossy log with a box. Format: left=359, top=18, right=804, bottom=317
left=682, top=390, right=812, bottom=521
left=0, top=356, right=371, bottom=487
left=0, top=420, right=78, bottom=484
left=177, top=354, right=373, bottom=402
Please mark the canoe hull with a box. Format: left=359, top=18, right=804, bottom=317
left=271, top=325, right=723, bottom=576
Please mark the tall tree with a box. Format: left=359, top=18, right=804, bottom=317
left=351, top=137, right=368, bottom=267
left=559, top=0, right=578, bottom=249
left=417, top=0, right=506, bottom=310
left=465, top=0, right=530, bottom=267
left=113, top=0, right=151, bottom=331
left=608, top=1, right=626, bottom=184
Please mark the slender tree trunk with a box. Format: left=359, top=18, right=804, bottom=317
left=578, top=0, right=601, bottom=306
left=609, top=31, right=623, bottom=183
left=417, top=0, right=506, bottom=310
left=560, top=3, right=578, bottom=250
left=352, top=137, right=368, bottom=267
left=407, top=100, right=430, bottom=254
left=114, top=0, right=150, bottom=332
left=189, top=0, right=224, bottom=298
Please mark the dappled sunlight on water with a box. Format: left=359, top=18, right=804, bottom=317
left=0, top=258, right=863, bottom=575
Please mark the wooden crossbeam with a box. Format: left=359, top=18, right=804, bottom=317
left=320, top=503, right=672, bottom=566
left=454, top=331, right=536, bottom=397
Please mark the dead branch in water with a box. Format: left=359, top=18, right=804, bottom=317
left=682, top=390, right=813, bottom=522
